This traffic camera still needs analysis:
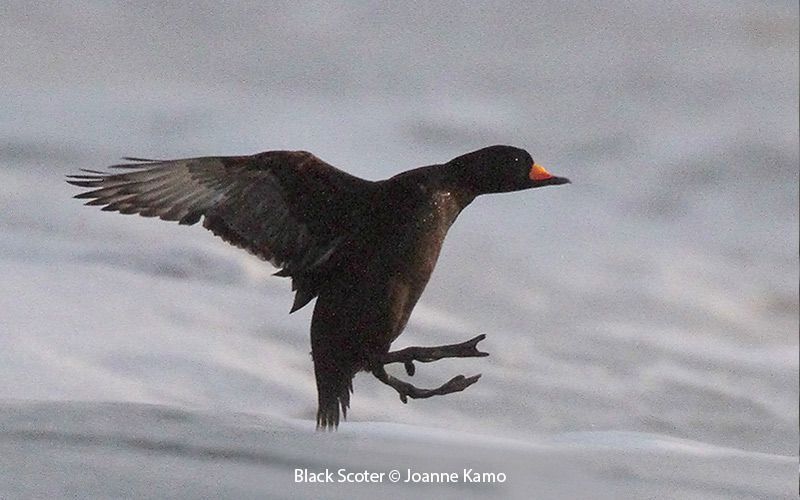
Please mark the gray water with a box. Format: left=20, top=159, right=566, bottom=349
left=1, top=1, right=797, bottom=497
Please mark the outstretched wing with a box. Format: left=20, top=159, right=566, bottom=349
left=67, top=150, right=374, bottom=311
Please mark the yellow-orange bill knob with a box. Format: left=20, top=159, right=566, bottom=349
left=529, top=163, right=553, bottom=181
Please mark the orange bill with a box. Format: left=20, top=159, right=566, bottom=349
left=529, top=163, right=553, bottom=181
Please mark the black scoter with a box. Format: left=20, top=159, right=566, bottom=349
left=67, top=145, right=570, bottom=429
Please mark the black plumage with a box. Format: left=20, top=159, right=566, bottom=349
left=67, top=145, right=569, bottom=429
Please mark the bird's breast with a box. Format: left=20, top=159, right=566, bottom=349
left=394, top=191, right=461, bottom=279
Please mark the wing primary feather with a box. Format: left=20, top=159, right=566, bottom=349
left=121, top=156, right=160, bottom=162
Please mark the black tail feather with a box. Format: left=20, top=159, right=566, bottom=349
left=311, top=333, right=357, bottom=430
left=315, top=374, right=353, bottom=430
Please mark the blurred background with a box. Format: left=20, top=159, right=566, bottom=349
left=0, top=0, right=797, bottom=483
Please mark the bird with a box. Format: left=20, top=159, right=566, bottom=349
left=67, top=145, right=570, bottom=429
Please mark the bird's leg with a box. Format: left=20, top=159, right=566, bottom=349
left=381, top=334, right=488, bottom=376
left=372, top=365, right=482, bottom=404
left=371, top=334, right=488, bottom=403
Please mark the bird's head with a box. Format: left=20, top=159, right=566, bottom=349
left=449, top=145, right=570, bottom=195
